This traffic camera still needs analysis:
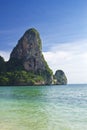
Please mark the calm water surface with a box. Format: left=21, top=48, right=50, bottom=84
left=0, top=84, right=87, bottom=130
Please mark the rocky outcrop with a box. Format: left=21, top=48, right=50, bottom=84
left=9, top=29, right=49, bottom=71
left=7, top=28, right=53, bottom=85
left=0, top=28, right=68, bottom=86
left=54, top=70, right=67, bottom=85
left=10, top=29, right=42, bottom=71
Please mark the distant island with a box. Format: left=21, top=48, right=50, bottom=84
left=0, top=28, right=67, bottom=86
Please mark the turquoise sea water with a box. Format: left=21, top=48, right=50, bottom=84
left=0, top=84, right=87, bottom=130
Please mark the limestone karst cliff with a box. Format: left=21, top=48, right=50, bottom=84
left=0, top=28, right=53, bottom=85
left=9, top=28, right=50, bottom=73
left=0, top=28, right=67, bottom=86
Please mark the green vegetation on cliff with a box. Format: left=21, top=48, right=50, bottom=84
left=0, top=71, right=45, bottom=86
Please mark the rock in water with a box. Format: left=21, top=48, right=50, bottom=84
left=54, top=70, right=67, bottom=85
left=8, top=28, right=53, bottom=84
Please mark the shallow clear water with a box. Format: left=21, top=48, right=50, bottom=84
left=0, top=84, right=87, bottom=130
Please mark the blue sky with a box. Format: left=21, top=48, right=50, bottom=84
left=0, top=0, right=87, bottom=83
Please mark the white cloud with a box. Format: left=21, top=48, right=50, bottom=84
left=43, top=40, right=87, bottom=84
left=0, top=40, right=87, bottom=84
left=0, top=51, right=10, bottom=61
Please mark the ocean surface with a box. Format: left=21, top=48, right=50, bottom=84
left=0, top=84, right=87, bottom=130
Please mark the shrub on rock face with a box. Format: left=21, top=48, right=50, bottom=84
left=0, top=76, right=9, bottom=86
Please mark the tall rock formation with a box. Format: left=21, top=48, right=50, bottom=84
left=10, top=29, right=47, bottom=71
left=8, top=28, right=53, bottom=85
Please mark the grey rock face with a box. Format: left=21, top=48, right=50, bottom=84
left=9, top=28, right=53, bottom=84
left=10, top=28, right=48, bottom=72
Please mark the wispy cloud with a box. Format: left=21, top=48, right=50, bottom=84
left=0, top=40, right=87, bottom=84
left=43, top=40, right=87, bottom=84
left=0, top=51, right=10, bottom=61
